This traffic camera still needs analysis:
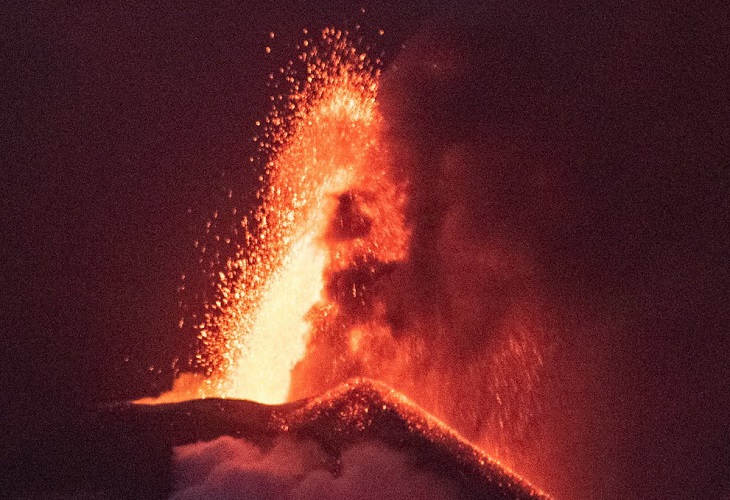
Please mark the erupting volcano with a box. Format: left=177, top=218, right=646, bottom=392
left=5, top=25, right=555, bottom=500
left=128, top=28, right=551, bottom=498
left=7, top=3, right=728, bottom=498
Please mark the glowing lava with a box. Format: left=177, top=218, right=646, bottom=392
left=150, top=29, right=543, bottom=479
left=139, top=27, right=548, bottom=496
left=192, top=29, right=406, bottom=404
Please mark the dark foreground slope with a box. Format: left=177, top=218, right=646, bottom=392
left=6, top=378, right=548, bottom=499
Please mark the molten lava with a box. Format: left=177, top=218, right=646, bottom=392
left=192, top=29, right=409, bottom=404
left=147, top=30, right=548, bottom=495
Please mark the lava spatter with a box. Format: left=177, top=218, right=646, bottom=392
left=195, top=29, right=409, bottom=404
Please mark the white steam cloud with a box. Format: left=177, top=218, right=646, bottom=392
left=171, top=436, right=459, bottom=500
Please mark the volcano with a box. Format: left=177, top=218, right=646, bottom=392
left=8, top=378, right=547, bottom=499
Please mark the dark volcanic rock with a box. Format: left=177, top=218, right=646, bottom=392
left=6, top=378, right=547, bottom=499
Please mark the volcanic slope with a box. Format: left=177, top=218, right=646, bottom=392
left=8, top=378, right=548, bottom=499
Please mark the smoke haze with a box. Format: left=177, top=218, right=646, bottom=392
left=172, top=436, right=458, bottom=500
left=290, top=4, right=729, bottom=499
left=380, top=6, right=729, bottom=500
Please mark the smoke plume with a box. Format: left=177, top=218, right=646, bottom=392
left=290, top=4, right=729, bottom=499
left=171, top=436, right=458, bottom=500
left=290, top=9, right=565, bottom=466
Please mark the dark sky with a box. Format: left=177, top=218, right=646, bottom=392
left=2, top=1, right=728, bottom=499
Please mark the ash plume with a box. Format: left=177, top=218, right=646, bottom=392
left=291, top=4, right=729, bottom=499
left=291, top=11, right=567, bottom=462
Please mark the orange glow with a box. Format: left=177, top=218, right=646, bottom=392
left=135, top=373, right=209, bottom=404
left=139, top=27, right=549, bottom=497
left=183, top=29, right=408, bottom=405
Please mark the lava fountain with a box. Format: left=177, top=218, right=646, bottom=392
left=190, top=29, right=409, bottom=405
left=150, top=30, right=547, bottom=490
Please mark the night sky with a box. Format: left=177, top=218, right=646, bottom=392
left=2, top=2, right=728, bottom=499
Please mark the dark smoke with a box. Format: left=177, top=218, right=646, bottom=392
left=293, top=4, right=570, bottom=468
left=292, top=4, right=729, bottom=500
